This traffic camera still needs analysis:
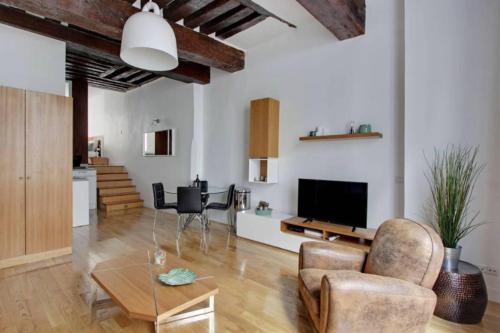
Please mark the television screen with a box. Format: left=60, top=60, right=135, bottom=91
left=298, top=179, right=367, bottom=228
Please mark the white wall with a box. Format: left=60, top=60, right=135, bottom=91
left=89, top=79, right=196, bottom=208
left=0, top=24, right=65, bottom=95
left=405, top=0, right=500, bottom=301
left=203, top=0, right=405, bottom=229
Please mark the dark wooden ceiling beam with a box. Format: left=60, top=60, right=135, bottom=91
left=216, top=12, right=265, bottom=39
left=296, top=0, right=365, bottom=40
left=99, top=66, right=124, bottom=79
left=0, top=4, right=211, bottom=84
left=113, top=68, right=143, bottom=81
left=164, top=0, right=214, bottom=22
left=235, top=0, right=296, bottom=28
left=0, top=0, right=244, bottom=72
left=184, top=0, right=239, bottom=28
left=200, top=5, right=253, bottom=35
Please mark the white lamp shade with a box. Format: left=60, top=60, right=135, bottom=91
left=121, top=11, right=178, bottom=71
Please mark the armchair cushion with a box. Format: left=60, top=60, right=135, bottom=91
left=320, top=271, right=437, bottom=333
left=299, top=268, right=327, bottom=330
left=299, top=242, right=367, bottom=271
left=299, top=269, right=326, bottom=316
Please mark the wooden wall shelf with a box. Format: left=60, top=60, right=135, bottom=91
left=299, top=132, right=383, bottom=142
left=281, top=217, right=376, bottom=252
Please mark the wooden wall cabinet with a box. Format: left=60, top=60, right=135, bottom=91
left=0, top=86, right=72, bottom=267
left=248, top=98, right=280, bottom=184
left=249, top=98, right=280, bottom=158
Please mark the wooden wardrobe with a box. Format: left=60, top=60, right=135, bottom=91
left=0, top=86, right=73, bottom=268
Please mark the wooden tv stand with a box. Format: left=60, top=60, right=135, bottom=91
left=280, top=217, right=376, bottom=252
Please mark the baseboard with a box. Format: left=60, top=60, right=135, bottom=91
left=0, top=247, right=72, bottom=270
left=487, top=287, right=500, bottom=303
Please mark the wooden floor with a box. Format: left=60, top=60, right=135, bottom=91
left=0, top=208, right=498, bottom=333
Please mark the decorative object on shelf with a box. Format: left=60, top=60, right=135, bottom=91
left=349, top=121, right=355, bottom=134
left=358, top=124, right=372, bottom=133
left=426, top=146, right=485, bottom=272
left=121, top=0, right=178, bottom=71
left=433, top=261, right=488, bottom=324
left=255, top=201, right=273, bottom=216
left=249, top=158, right=278, bottom=183
left=193, top=174, right=201, bottom=188
left=308, top=126, right=319, bottom=137
left=299, top=132, right=383, bottom=142
left=159, top=268, right=197, bottom=286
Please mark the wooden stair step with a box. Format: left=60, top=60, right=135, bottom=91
left=99, top=193, right=140, bottom=205
left=93, top=165, right=126, bottom=174
left=97, top=180, right=133, bottom=189
left=98, top=186, right=136, bottom=196
left=102, top=199, right=144, bottom=212
left=99, top=186, right=139, bottom=198
left=97, top=173, right=129, bottom=181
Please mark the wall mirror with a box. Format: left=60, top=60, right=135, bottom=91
left=143, top=129, right=175, bottom=156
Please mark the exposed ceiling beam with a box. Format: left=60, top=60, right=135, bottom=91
left=184, top=0, right=240, bottom=29
left=200, top=5, right=253, bottom=35
left=235, top=0, right=296, bottom=28
left=216, top=12, right=265, bottom=39
left=0, top=0, right=245, bottom=72
left=296, top=0, right=365, bottom=40
left=164, top=0, right=214, bottom=22
left=0, top=4, right=211, bottom=85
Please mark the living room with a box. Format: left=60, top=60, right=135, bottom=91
left=0, top=0, right=499, bottom=332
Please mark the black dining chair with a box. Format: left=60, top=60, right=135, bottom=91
left=205, top=184, right=236, bottom=232
left=152, top=183, right=177, bottom=247
left=176, top=187, right=209, bottom=252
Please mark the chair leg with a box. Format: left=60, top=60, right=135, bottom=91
left=176, top=214, right=183, bottom=256
left=197, top=214, right=209, bottom=253
left=153, top=209, right=159, bottom=248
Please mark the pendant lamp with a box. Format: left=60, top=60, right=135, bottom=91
left=121, top=0, right=178, bottom=71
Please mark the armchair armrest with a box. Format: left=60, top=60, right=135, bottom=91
left=320, top=271, right=437, bottom=333
left=299, top=241, right=366, bottom=271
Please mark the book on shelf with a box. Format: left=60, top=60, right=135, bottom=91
left=304, top=229, right=323, bottom=238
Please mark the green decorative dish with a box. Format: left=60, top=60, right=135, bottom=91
left=159, top=268, right=197, bottom=286
left=255, top=208, right=273, bottom=216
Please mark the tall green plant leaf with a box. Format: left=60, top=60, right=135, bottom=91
left=425, top=146, right=485, bottom=248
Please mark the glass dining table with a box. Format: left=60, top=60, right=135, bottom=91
left=164, top=185, right=229, bottom=231
left=163, top=186, right=228, bottom=195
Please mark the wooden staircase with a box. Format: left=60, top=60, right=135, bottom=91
left=94, top=163, right=144, bottom=212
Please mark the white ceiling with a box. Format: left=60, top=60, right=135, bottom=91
left=222, top=0, right=315, bottom=49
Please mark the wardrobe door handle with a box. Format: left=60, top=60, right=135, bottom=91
left=26, top=176, right=31, bottom=180
left=18, top=176, right=23, bottom=180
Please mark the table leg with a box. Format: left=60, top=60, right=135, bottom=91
left=157, top=295, right=215, bottom=325
left=90, top=278, right=98, bottom=322
left=89, top=278, right=117, bottom=323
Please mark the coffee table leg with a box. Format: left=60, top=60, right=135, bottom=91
left=89, top=278, right=117, bottom=323
left=158, top=295, right=215, bottom=325
left=90, top=279, right=98, bottom=322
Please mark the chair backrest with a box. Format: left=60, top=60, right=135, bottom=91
left=152, top=183, right=165, bottom=209
left=226, top=184, right=236, bottom=208
left=177, top=187, right=202, bottom=214
left=364, top=218, right=444, bottom=289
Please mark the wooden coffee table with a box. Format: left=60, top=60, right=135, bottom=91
left=90, top=252, right=218, bottom=332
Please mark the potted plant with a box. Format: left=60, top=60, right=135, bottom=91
left=426, top=146, right=485, bottom=271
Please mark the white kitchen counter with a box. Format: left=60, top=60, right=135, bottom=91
left=73, top=178, right=89, bottom=227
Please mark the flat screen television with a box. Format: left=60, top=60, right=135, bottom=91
left=298, top=179, right=367, bottom=229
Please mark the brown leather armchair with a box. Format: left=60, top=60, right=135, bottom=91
left=298, top=218, right=444, bottom=333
